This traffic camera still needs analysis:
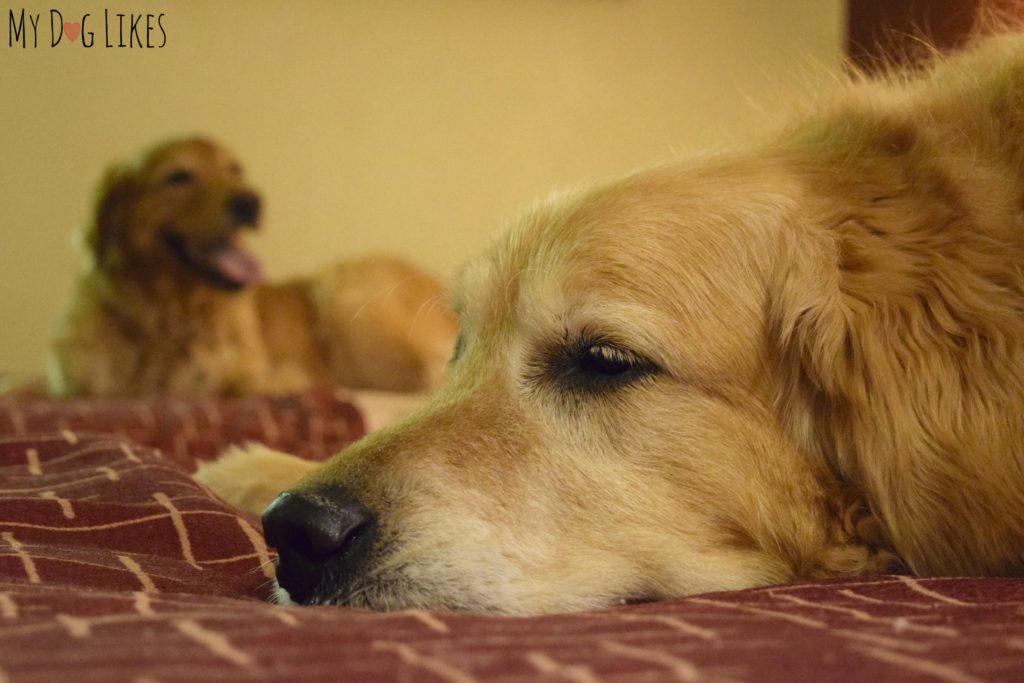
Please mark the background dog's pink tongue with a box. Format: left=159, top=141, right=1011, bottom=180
left=206, top=244, right=265, bottom=286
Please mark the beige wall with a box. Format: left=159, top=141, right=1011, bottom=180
left=0, top=0, right=842, bottom=376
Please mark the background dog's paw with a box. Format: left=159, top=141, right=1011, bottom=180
left=195, top=444, right=321, bottom=515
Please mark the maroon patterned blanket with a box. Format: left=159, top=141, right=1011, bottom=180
left=0, top=394, right=1021, bottom=682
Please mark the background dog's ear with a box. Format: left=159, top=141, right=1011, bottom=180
left=85, top=166, right=138, bottom=267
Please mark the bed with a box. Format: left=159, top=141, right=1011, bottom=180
left=1, top=390, right=1021, bottom=682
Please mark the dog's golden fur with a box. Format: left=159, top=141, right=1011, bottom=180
left=49, top=137, right=457, bottom=397
left=199, top=35, right=1024, bottom=614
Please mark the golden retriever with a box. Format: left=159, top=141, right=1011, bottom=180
left=198, top=35, right=1024, bottom=614
left=48, top=137, right=457, bottom=397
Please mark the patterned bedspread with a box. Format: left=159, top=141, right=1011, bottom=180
left=0, top=393, right=1021, bottom=682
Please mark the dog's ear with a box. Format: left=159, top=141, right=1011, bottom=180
left=768, top=211, right=923, bottom=572
left=85, top=165, right=138, bottom=267
left=769, top=219, right=854, bottom=399
left=769, top=129, right=960, bottom=401
left=767, top=151, right=1019, bottom=574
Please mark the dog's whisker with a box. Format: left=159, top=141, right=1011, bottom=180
left=410, top=293, right=443, bottom=325
left=346, top=272, right=445, bottom=325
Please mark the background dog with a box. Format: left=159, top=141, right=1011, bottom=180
left=49, top=137, right=457, bottom=397
left=200, top=35, right=1024, bottom=614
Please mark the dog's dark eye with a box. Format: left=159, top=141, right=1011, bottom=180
left=578, top=344, right=641, bottom=377
left=541, top=337, right=659, bottom=392
left=449, top=334, right=465, bottom=365
left=164, top=169, right=194, bottom=186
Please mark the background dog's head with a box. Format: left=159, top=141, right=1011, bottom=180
left=87, top=137, right=265, bottom=291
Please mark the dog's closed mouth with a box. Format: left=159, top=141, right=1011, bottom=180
left=618, top=596, right=657, bottom=606
left=164, top=232, right=265, bottom=291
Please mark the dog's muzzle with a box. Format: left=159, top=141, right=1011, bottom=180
left=261, top=487, right=378, bottom=604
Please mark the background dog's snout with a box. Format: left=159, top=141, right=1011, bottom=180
left=262, top=488, right=376, bottom=603
left=227, top=190, right=261, bottom=226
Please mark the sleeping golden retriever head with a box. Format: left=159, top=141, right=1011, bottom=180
left=87, top=136, right=265, bottom=290
left=262, top=37, right=1024, bottom=614
left=263, top=158, right=908, bottom=614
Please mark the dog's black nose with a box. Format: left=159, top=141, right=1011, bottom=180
left=262, top=488, right=376, bottom=604
left=227, top=191, right=261, bottom=226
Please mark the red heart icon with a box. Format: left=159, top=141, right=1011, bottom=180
left=63, top=22, right=81, bottom=42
